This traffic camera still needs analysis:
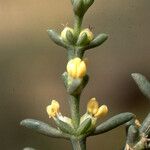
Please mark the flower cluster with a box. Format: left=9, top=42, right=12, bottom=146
left=46, top=97, right=108, bottom=136
left=60, top=26, right=94, bottom=47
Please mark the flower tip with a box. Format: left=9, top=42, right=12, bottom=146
left=67, top=57, right=87, bottom=78
left=94, top=105, right=108, bottom=118
left=46, top=100, right=60, bottom=118
left=87, top=97, right=99, bottom=115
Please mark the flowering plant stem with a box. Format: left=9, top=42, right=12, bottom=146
left=20, top=1, right=150, bottom=150
left=69, top=95, right=80, bottom=129
left=69, top=13, right=85, bottom=148
left=74, top=15, right=83, bottom=38
left=71, top=138, right=86, bottom=150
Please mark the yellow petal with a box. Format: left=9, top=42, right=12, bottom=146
left=94, top=105, right=108, bottom=118
left=76, top=61, right=87, bottom=78
left=66, top=57, right=86, bottom=78
left=87, top=98, right=99, bottom=115
left=46, top=100, right=60, bottom=118
left=46, top=105, right=56, bottom=118
left=51, top=100, right=60, bottom=110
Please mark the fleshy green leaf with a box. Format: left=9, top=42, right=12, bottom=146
left=77, top=32, right=88, bottom=46
left=83, top=0, right=94, bottom=11
left=73, top=0, right=84, bottom=16
left=66, top=30, right=75, bottom=44
left=92, top=113, right=135, bottom=135
left=85, top=33, right=108, bottom=50
left=76, top=118, right=92, bottom=135
left=132, top=73, right=150, bottom=99
left=20, top=119, right=69, bottom=139
left=47, top=29, right=67, bottom=48
left=140, top=113, right=150, bottom=136
left=62, top=72, right=89, bottom=95
left=55, top=119, right=75, bottom=134
left=126, top=125, right=140, bottom=145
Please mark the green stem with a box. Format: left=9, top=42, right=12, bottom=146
left=67, top=47, right=84, bottom=60
left=69, top=95, right=80, bottom=129
left=74, top=15, right=83, bottom=38
left=71, top=138, right=86, bottom=150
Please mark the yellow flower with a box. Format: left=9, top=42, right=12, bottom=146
left=79, top=28, right=94, bottom=42
left=87, top=97, right=108, bottom=118
left=94, top=105, right=108, bottom=118
left=87, top=98, right=99, bottom=114
left=61, top=26, right=74, bottom=42
left=66, top=57, right=87, bottom=78
left=46, top=100, right=60, bottom=118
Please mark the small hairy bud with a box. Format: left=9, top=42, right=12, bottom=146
left=61, top=27, right=74, bottom=43
left=78, top=28, right=94, bottom=45
left=67, top=57, right=87, bottom=78
left=87, top=98, right=99, bottom=115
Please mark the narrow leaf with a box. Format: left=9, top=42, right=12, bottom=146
left=47, top=29, right=67, bottom=48
left=126, top=125, right=140, bottom=145
left=77, top=32, right=88, bottom=46
left=77, top=118, right=92, bottom=135
left=55, top=119, right=75, bottom=134
left=92, top=113, right=135, bottom=135
left=66, top=30, right=75, bottom=44
left=132, top=73, right=150, bottom=99
left=62, top=72, right=68, bottom=88
left=85, top=33, right=108, bottom=50
left=20, top=119, right=69, bottom=139
left=73, top=0, right=84, bottom=16
left=83, top=0, right=94, bottom=10
left=62, top=73, right=89, bottom=95
left=140, top=113, right=150, bottom=136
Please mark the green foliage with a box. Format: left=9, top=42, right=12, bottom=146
left=92, top=113, right=135, bottom=135
left=20, top=119, right=70, bottom=139
left=125, top=113, right=150, bottom=149
left=47, top=29, right=67, bottom=48
left=76, top=118, right=92, bottom=135
left=55, top=118, right=75, bottom=134
left=132, top=73, right=150, bottom=99
left=62, top=72, right=89, bottom=95
left=140, top=113, right=150, bottom=137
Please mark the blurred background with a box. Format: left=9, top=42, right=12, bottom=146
left=0, top=0, right=150, bottom=149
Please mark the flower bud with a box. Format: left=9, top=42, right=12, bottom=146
left=61, top=27, right=74, bottom=43
left=87, top=97, right=108, bottom=119
left=87, top=98, right=99, bottom=115
left=67, top=57, right=87, bottom=78
left=46, top=100, right=60, bottom=118
left=94, top=105, right=108, bottom=118
left=78, top=28, right=94, bottom=45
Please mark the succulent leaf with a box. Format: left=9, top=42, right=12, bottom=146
left=20, top=119, right=69, bottom=139
left=132, top=73, right=150, bottom=99
left=92, top=113, right=135, bottom=135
